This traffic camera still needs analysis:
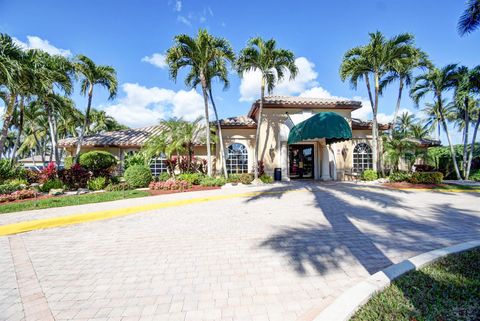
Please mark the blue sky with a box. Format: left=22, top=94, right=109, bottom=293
left=1, top=0, right=479, bottom=144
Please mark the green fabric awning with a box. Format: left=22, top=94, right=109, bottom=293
left=287, top=112, right=352, bottom=145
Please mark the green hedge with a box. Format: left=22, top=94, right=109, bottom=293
left=362, top=169, right=378, bottom=181
left=260, top=174, right=273, bottom=184
left=470, top=170, right=480, bottom=182
left=177, top=173, right=204, bottom=185
left=200, top=177, right=226, bottom=187
left=39, top=179, right=64, bottom=193
left=123, top=165, right=152, bottom=188
left=408, top=172, right=443, bottom=184
left=79, top=151, right=117, bottom=177
left=389, top=171, right=411, bottom=182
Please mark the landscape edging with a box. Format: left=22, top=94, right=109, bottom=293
left=312, top=239, right=480, bottom=321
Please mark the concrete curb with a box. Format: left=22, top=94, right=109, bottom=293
left=312, top=240, right=480, bottom=321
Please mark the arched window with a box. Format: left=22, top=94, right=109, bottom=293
left=227, top=143, right=248, bottom=174
left=353, top=143, right=373, bottom=173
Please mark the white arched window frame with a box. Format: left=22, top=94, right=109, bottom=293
left=226, top=143, right=248, bottom=174
left=353, top=143, right=373, bottom=173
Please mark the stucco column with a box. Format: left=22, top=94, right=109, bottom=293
left=321, top=144, right=331, bottom=181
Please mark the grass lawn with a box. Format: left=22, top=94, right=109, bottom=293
left=0, top=190, right=150, bottom=214
left=351, top=248, right=480, bottom=321
left=436, top=184, right=480, bottom=191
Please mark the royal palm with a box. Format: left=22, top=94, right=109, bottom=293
left=74, top=55, right=117, bottom=162
left=237, top=37, right=298, bottom=181
left=166, top=29, right=234, bottom=177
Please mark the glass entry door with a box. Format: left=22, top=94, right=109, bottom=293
left=289, top=144, right=314, bottom=179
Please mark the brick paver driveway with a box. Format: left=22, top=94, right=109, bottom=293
left=1, top=182, right=479, bottom=321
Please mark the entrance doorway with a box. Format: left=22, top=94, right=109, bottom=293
left=288, top=144, right=314, bottom=179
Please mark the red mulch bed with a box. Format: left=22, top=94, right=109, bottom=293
left=148, top=185, right=220, bottom=196
left=382, top=182, right=447, bottom=189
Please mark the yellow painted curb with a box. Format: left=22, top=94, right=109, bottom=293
left=353, top=186, right=480, bottom=193
left=0, top=189, right=301, bottom=236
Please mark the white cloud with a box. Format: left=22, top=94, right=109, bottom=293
left=102, top=83, right=207, bottom=128
left=13, top=36, right=71, bottom=57
left=142, top=53, right=167, bottom=69
left=239, top=57, right=318, bottom=102
left=177, top=15, right=191, bottom=26
left=175, top=0, right=182, bottom=12
left=377, top=107, right=416, bottom=124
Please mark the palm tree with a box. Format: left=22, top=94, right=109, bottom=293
left=184, top=53, right=235, bottom=178
left=380, top=45, right=430, bottom=133
left=410, top=64, right=462, bottom=179
left=422, top=100, right=447, bottom=140
left=396, top=112, right=416, bottom=137
left=142, top=117, right=207, bottom=174
left=383, top=134, right=415, bottom=172
left=0, top=33, right=24, bottom=158
left=237, top=37, right=298, bottom=181
left=466, top=99, right=480, bottom=179
left=340, top=32, right=414, bottom=172
left=166, top=29, right=234, bottom=177
left=458, top=0, right=480, bottom=35
left=451, top=65, right=480, bottom=178
left=73, top=55, right=117, bottom=162
left=88, top=109, right=128, bottom=134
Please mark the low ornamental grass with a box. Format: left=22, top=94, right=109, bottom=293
left=351, top=248, right=480, bottom=321
left=0, top=190, right=150, bottom=214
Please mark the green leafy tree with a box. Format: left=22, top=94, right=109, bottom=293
left=166, top=29, right=234, bottom=177
left=74, top=55, right=118, bottom=162
left=237, top=37, right=298, bottom=181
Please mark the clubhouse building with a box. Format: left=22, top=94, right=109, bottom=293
left=59, top=96, right=391, bottom=181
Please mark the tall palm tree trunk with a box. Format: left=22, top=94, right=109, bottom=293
left=438, top=101, right=462, bottom=179
left=208, top=88, right=228, bottom=178
left=372, top=73, right=380, bottom=172
left=0, top=94, right=16, bottom=159
left=75, top=84, right=93, bottom=163
left=462, top=97, right=470, bottom=177
left=391, top=78, right=404, bottom=136
left=253, top=80, right=265, bottom=181
left=45, top=101, right=60, bottom=166
left=200, top=74, right=212, bottom=177
left=364, top=74, right=375, bottom=109
left=10, top=96, right=25, bottom=163
left=466, top=113, right=480, bottom=179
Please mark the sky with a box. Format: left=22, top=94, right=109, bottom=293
left=1, top=0, right=479, bottom=144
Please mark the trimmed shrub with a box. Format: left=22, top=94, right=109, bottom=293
left=200, top=176, right=226, bottom=187
left=79, top=151, right=117, bottom=177
left=59, top=164, right=90, bottom=189
left=0, top=182, right=21, bottom=194
left=227, top=174, right=241, bottom=183
left=87, top=176, right=107, bottom=191
left=389, top=171, right=411, bottom=182
left=177, top=173, right=203, bottom=185
left=239, top=173, right=254, bottom=184
left=149, top=179, right=191, bottom=191
left=408, top=172, right=443, bottom=184
left=260, top=174, right=273, bottom=184
left=124, top=152, right=145, bottom=170
left=361, top=169, right=378, bottom=181
left=157, top=172, right=170, bottom=182
left=40, top=179, right=63, bottom=193
left=124, top=165, right=152, bottom=188
left=105, top=182, right=131, bottom=192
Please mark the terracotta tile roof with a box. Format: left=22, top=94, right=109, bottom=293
left=218, top=116, right=256, bottom=128
left=58, top=125, right=166, bottom=148
left=248, top=95, right=362, bottom=118
left=351, top=118, right=391, bottom=130
left=405, top=137, right=441, bottom=147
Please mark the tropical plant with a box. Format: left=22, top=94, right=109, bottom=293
left=383, top=135, right=416, bottom=172
left=361, top=169, right=378, bottom=181
left=237, top=37, right=298, bottom=181
left=340, top=32, right=415, bottom=172
left=142, top=117, right=207, bottom=172
left=458, top=0, right=480, bottom=35
left=73, top=55, right=118, bottom=162
left=79, top=151, right=117, bottom=177
left=395, top=112, right=416, bottom=137
left=87, top=176, right=107, bottom=191
left=166, top=29, right=234, bottom=177
left=410, top=64, right=462, bottom=179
